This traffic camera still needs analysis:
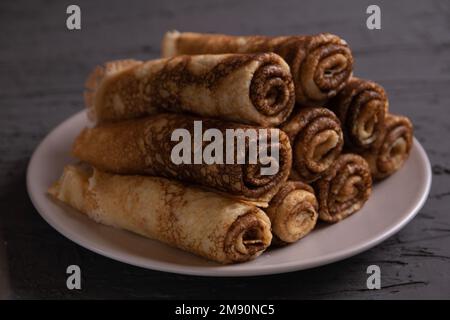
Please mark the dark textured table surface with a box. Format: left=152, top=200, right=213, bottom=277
left=1, top=0, right=449, bottom=299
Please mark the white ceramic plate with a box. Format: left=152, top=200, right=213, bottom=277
left=27, top=111, right=431, bottom=277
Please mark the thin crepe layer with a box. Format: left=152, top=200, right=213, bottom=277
left=72, top=113, right=292, bottom=204
left=328, top=77, right=388, bottom=150
left=162, top=31, right=354, bottom=106
left=314, top=154, right=372, bottom=223
left=48, top=165, right=272, bottom=264
left=266, top=181, right=318, bottom=244
left=85, top=53, right=295, bottom=126
left=281, top=107, right=344, bottom=183
left=362, top=114, right=413, bottom=180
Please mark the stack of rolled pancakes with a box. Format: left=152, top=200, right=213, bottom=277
left=49, top=31, right=413, bottom=264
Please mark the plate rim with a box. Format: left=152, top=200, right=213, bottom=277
left=26, top=111, right=432, bottom=277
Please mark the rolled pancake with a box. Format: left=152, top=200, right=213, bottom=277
left=328, top=77, right=388, bottom=151
left=162, top=31, right=353, bottom=106
left=281, top=107, right=344, bottom=182
left=314, top=154, right=372, bottom=223
left=362, top=114, right=413, bottom=180
left=48, top=165, right=272, bottom=264
left=266, top=181, right=318, bottom=244
left=85, top=53, right=295, bottom=126
left=72, top=113, right=292, bottom=205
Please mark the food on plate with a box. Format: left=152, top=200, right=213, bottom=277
left=328, top=77, right=388, bottom=151
left=314, top=153, right=372, bottom=223
left=162, top=31, right=354, bottom=106
left=48, top=165, right=272, bottom=264
left=266, top=180, right=318, bottom=244
left=85, top=53, right=295, bottom=126
left=362, top=114, right=413, bottom=180
left=281, top=107, right=344, bottom=183
left=72, top=113, right=292, bottom=205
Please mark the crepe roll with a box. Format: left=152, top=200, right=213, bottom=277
left=72, top=113, right=292, bottom=204
left=48, top=165, right=272, bottom=264
left=314, top=154, right=372, bottom=223
left=266, top=181, right=318, bottom=244
left=328, top=77, right=388, bottom=150
left=362, top=114, right=413, bottom=180
left=162, top=31, right=354, bottom=106
left=85, top=53, right=295, bottom=126
left=281, top=107, right=344, bottom=183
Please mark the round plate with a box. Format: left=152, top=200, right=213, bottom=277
left=27, top=111, right=431, bottom=277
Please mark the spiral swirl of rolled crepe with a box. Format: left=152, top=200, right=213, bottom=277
left=314, top=154, right=372, bottom=223
left=48, top=165, right=272, bottom=264
left=84, top=53, right=295, bottom=126
left=328, top=77, right=388, bottom=150
left=266, top=181, right=318, bottom=244
left=362, top=114, right=413, bottom=180
left=72, top=113, right=292, bottom=205
left=281, top=107, right=344, bottom=183
left=162, top=31, right=354, bottom=106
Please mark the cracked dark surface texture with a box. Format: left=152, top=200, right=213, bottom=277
left=0, top=0, right=449, bottom=299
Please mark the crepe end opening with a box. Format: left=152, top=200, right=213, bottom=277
left=320, top=154, right=372, bottom=222
left=346, top=81, right=388, bottom=148
left=375, top=116, right=413, bottom=179
left=294, top=115, right=344, bottom=179
left=276, top=201, right=318, bottom=243
left=224, top=211, right=271, bottom=262
left=249, top=57, right=295, bottom=120
left=300, top=35, right=354, bottom=103
left=353, top=100, right=385, bottom=147
left=242, top=130, right=291, bottom=195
